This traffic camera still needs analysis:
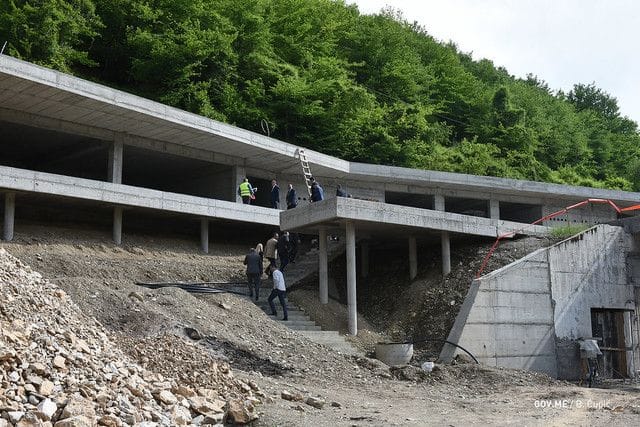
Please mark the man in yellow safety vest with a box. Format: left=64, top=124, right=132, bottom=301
left=238, top=178, right=255, bottom=204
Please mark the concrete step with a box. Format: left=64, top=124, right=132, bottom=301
left=265, top=313, right=309, bottom=321
left=297, top=331, right=360, bottom=355
left=282, top=324, right=322, bottom=331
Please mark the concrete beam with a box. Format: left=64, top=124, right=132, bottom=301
left=113, top=206, right=123, bottom=245
left=319, top=228, right=328, bottom=304
left=108, top=138, right=123, bottom=184
left=3, top=192, right=15, bottom=241
left=409, top=236, right=417, bottom=280
left=200, top=218, right=209, bottom=254
left=346, top=221, right=358, bottom=335
left=441, top=231, right=451, bottom=276
left=280, top=197, right=548, bottom=238
left=490, top=199, right=500, bottom=220
left=0, top=165, right=279, bottom=226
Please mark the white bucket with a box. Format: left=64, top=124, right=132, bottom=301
left=375, top=342, right=414, bottom=366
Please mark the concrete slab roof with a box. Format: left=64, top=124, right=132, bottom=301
left=280, top=197, right=549, bottom=238
left=2, top=55, right=640, bottom=206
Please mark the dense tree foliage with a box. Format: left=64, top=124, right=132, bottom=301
left=2, top=0, right=639, bottom=190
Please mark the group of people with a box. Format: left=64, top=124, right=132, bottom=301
left=240, top=177, right=352, bottom=321
left=243, top=231, right=298, bottom=320
left=239, top=176, right=348, bottom=207
left=239, top=178, right=299, bottom=209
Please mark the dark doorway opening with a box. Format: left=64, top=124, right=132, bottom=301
left=591, top=308, right=630, bottom=378
left=384, top=192, right=433, bottom=209
left=247, top=177, right=273, bottom=208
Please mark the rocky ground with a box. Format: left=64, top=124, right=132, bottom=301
left=1, top=223, right=639, bottom=426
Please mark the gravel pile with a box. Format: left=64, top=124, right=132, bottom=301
left=0, top=248, right=259, bottom=426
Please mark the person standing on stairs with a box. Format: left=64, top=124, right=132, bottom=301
left=277, top=231, right=290, bottom=272
left=268, top=264, right=288, bottom=321
left=243, top=248, right=262, bottom=301
left=264, top=232, right=279, bottom=274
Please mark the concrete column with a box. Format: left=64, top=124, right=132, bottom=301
left=107, top=139, right=124, bottom=184
left=113, top=206, right=123, bottom=245
left=361, top=240, right=370, bottom=278
left=409, top=236, right=417, bottom=280
left=434, top=194, right=445, bottom=211
left=489, top=199, right=500, bottom=220
left=441, top=231, right=451, bottom=276
left=3, top=193, right=15, bottom=241
left=200, top=218, right=209, bottom=254
left=346, top=221, right=358, bottom=335
left=232, top=165, right=246, bottom=203
left=318, top=228, right=328, bottom=304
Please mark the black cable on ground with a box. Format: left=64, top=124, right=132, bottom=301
left=136, top=282, right=248, bottom=296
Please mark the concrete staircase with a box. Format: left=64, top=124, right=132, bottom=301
left=228, top=239, right=361, bottom=356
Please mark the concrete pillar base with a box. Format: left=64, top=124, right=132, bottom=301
left=113, top=206, right=123, bottom=245
left=3, top=192, right=15, bottom=241
left=200, top=218, right=209, bottom=254
left=441, top=231, right=451, bottom=276
left=319, top=228, right=328, bottom=304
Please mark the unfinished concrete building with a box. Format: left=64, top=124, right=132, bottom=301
left=1, top=55, right=639, bottom=380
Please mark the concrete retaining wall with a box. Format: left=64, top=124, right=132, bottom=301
left=441, top=224, right=636, bottom=379
left=440, top=248, right=558, bottom=377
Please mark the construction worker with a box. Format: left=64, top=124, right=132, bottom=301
left=238, top=178, right=254, bottom=205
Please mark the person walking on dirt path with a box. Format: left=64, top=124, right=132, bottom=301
left=243, top=248, right=262, bottom=301
left=255, top=243, right=264, bottom=273
left=238, top=178, right=255, bottom=205
left=270, top=179, right=280, bottom=209
left=268, top=264, right=288, bottom=321
left=277, top=231, right=290, bottom=272
left=286, top=183, right=297, bottom=209
left=264, top=233, right=279, bottom=273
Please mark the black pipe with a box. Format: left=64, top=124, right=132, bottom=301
left=136, top=282, right=248, bottom=296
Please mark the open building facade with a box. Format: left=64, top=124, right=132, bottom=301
left=1, top=55, right=639, bottom=380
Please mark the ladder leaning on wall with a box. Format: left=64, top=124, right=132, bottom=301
left=298, top=148, right=313, bottom=197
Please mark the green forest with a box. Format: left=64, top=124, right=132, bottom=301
left=2, top=0, right=640, bottom=190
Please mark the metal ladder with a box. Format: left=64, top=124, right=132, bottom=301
left=298, top=148, right=313, bottom=197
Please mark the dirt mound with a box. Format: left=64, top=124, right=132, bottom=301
left=0, top=248, right=258, bottom=425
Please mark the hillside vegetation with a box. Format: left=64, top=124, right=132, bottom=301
left=2, top=0, right=639, bottom=189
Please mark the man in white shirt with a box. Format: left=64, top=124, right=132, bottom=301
left=268, top=264, right=288, bottom=321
